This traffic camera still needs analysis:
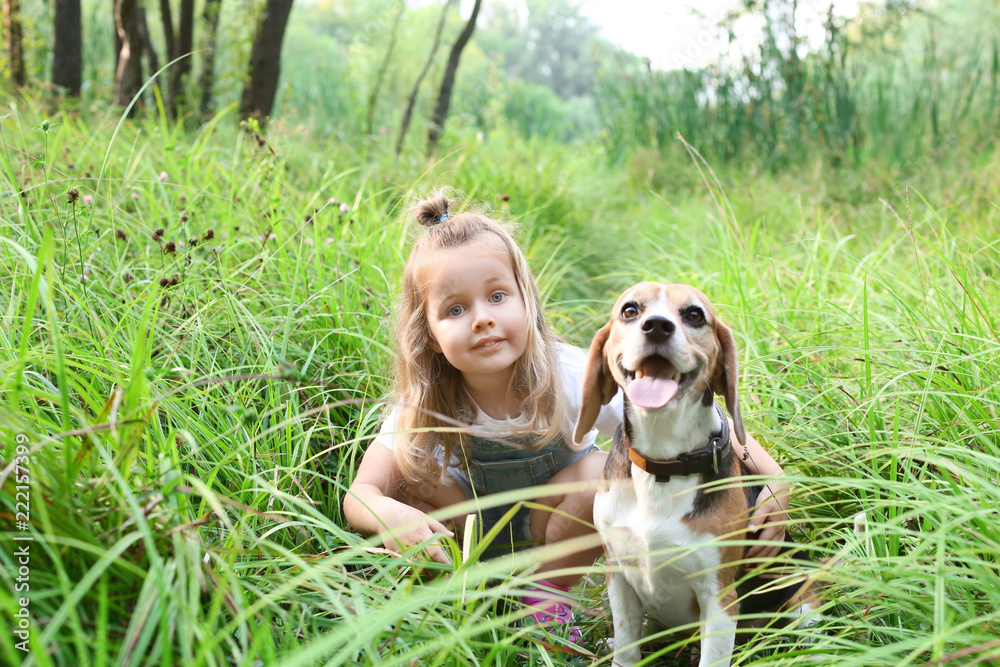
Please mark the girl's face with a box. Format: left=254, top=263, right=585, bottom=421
left=421, top=241, right=529, bottom=392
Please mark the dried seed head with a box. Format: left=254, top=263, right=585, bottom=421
left=164, top=241, right=176, bottom=254
left=169, top=275, right=180, bottom=286
left=501, top=194, right=510, bottom=202
left=115, top=229, right=127, bottom=241
left=204, top=229, right=215, bottom=241
left=67, top=188, right=80, bottom=204
left=188, top=237, right=198, bottom=247
left=180, top=213, right=189, bottom=223
left=154, top=227, right=165, bottom=238
left=159, top=277, right=170, bottom=287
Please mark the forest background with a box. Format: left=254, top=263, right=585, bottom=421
left=1, top=0, right=999, bottom=665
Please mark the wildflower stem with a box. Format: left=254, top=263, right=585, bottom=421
left=40, top=128, right=67, bottom=284
left=68, top=196, right=96, bottom=340
left=71, top=200, right=86, bottom=281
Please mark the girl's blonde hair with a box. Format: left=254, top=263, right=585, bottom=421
left=390, top=190, right=568, bottom=488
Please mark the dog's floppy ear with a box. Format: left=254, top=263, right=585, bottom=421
left=573, top=322, right=617, bottom=445
left=712, top=319, right=746, bottom=447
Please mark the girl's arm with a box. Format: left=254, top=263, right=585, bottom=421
left=343, top=440, right=454, bottom=564
left=733, top=422, right=790, bottom=560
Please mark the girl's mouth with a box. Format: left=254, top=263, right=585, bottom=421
left=474, top=337, right=504, bottom=351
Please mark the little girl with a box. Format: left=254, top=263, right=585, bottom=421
left=343, top=190, right=790, bottom=642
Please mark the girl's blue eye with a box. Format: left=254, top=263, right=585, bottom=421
left=489, top=292, right=506, bottom=303
left=447, top=305, right=464, bottom=317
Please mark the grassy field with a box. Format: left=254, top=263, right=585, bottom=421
left=1, top=92, right=999, bottom=667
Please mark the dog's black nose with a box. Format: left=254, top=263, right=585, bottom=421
left=641, top=316, right=675, bottom=342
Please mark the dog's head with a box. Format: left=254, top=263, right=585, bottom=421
left=573, top=282, right=745, bottom=446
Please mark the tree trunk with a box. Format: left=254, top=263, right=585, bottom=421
left=138, top=5, right=159, bottom=87
left=239, top=0, right=294, bottom=124
left=53, top=0, right=81, bottom=94
left=158, top=0, right=175, bottom=111
left=3, top=0, right=25, bottom=87
left=366, top=0, right=404, bottom=135
left=114, top=0, right=143, bottom=111
left=113, top=0, right=122, bottom=74
left=427, top=0, right=481, bottom=156
left=396, top=0, right=452, bottom=155
left=159, top=0, right=175, bottom=62
left=198, top=0, right=222, bottom=117
left=167, top=0, right=194, bottom=114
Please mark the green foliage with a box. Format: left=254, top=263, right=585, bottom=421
left=476, top=0, right=606, bottom=99
left=9, top=0, right=998, bottom=178
left=595, top=0, right=1000, bottom=171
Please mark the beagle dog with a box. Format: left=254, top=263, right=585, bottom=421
left=574, top=283, right=814, bottom=667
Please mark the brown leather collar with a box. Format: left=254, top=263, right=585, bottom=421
left=627, top=403, right=731, bottom=483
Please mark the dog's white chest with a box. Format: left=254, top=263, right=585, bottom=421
left=595, top=479, right=722, bottom=628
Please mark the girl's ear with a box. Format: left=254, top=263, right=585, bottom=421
left=429, top=335, right=442, bottom=354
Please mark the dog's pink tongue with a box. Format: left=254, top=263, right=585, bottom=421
left=627, top=377, right=679, bottom=409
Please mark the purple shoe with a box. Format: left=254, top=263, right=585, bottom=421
left=522, top=580, right=583, bottom=645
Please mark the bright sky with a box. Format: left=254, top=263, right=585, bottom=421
left=575, top=0, right=862, bottom=70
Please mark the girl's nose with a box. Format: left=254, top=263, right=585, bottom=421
left=472, top=305, right=495, bottom=331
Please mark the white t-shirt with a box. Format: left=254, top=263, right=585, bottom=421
left=376, top=342, right=623, bottom=460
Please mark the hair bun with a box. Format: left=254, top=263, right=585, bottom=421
left=414, top=192, right=452, bottom=227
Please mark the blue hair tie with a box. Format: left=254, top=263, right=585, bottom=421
left=440, top=213, right=450, bottom=222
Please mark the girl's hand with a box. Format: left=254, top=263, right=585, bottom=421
left=746, top=482, right=790, bottom=560
left=375, top=496, right=455, bottom=565
left=344, top=440, right=454, bottom=565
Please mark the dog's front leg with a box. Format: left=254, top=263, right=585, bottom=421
left=607, top=568, right=645, bottom=666
left=694, top=582, right=737, bottom=667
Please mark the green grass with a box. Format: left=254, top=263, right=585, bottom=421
left=0, top=95, right=998, bottom=667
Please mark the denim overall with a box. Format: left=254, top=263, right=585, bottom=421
left=449, top=431, right=599, bottom=555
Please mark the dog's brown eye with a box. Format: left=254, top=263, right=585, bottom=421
left=621, top=304, right=639, bottom=320
left=685, top=308, right=704, bottom=324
